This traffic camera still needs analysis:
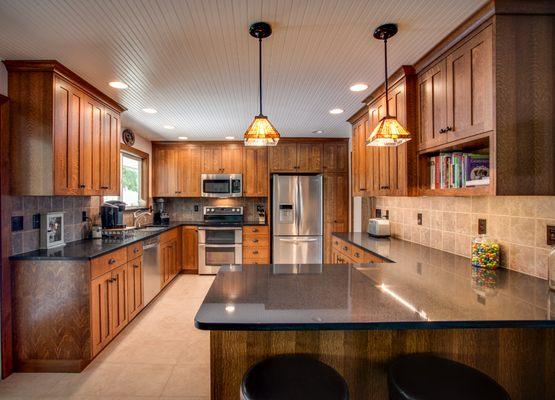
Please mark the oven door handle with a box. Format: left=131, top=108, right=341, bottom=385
left=199, top=244, right=240, bottom=248
left=198, top=227, right=243, bottom=231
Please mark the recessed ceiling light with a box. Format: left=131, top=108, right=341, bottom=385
left=350, top=83, right=368, bottom=92
left=142, top=108, right=157, bottom=114
left=178, top=136, right=188, bottom=140
left=109, top=81, right=128, bottom=89
left=312, top=130, right=323, bottom=134
left=163, top=125, right=175, bottom=130
left=225, top=136, right=235, bottom=140
left=329, top=108, right=344, bottom=114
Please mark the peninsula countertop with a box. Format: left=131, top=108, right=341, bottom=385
left=195, top=234, right=555, bottom=331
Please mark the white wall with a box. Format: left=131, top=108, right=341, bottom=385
left=0, top=63, right=7, bottom=96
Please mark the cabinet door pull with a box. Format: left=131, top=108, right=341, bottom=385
left=252, top=228, right=258, bottom=232
left=354, top=252, right=360, bottom=258
left=342, top=246, right=348, bottom=251
left=101, top=186, right=109, bottom=189
left=380, top=185, right=390, bottom=190
left=80, top=184, right=86, bottom=189
left=108, top=258, right=116, bottom=265
left=252, top=239, right=259, bottom=243
left=134, top=248, right=139, bottom=254
left=133, top=264, right=139, bottom=268
left=253, top=250, right=259, bottom=255
left=439, top=128, right=446, bottom=134
left=446, top=126, right=453, bottom=132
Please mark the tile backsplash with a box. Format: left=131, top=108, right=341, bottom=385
left=163, top=197, right=267, bottom=222
left=10, top=196, right=101, bottom=255
left=364, top=196, right=555, bottom=280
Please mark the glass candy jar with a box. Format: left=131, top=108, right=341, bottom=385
left=471, top=235, right=500, bottom=269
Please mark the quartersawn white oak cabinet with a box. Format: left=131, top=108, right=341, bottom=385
left=4, top=60, right=125, bottom=196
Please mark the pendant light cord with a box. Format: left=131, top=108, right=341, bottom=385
left=384, top=38, right=389, bottom=116
left=259, top=37, right=263, bottom=116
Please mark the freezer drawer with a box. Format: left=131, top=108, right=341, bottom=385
left=272, top=236, right=323, bottom=264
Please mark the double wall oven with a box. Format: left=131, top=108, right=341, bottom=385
left=198, top=206, right=243, bottom=275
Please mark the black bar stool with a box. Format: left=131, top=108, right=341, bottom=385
left=241, top=354, right=349, bottom=400
left=388, top=353, right=510, bottom=400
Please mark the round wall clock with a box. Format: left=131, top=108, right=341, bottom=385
left=122, top=129, right=135, bottom=146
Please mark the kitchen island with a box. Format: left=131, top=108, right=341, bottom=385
left=195, top=236, right=555, bottom=400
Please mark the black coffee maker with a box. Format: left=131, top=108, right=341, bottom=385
left=101, top=201, right=126, bottom=228
left=153, top=198, right=170, bottom=225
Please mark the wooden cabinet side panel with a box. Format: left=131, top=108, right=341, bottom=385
left=126, top=259, right=143, bottom=321
left=91, top=270, right=112, bottom=357
left=182, top=226, right=198, bottom=272
left=110, top=264, right=128, bottom=337
left=13, top=260, right=92, bottom=367
left=8, top=71, right=54, bottom=195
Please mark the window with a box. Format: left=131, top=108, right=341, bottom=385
left=105, top=145, right=150, bottom=209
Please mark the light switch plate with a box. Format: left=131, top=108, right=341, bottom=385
left=547, top=225, right=555, bottom=246
left=478, top=219, right=487, bottom=235
left=417, top=213, right=422, bottom=225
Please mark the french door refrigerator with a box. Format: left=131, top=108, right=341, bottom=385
left=272, top=174, right=323, bottom=263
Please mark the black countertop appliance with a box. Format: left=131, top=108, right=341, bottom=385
left=153, top=198, right=170, bottom=225
left=101, top=201, right=126, bottom=228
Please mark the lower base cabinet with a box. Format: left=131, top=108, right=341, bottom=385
left=242, top=226, right=270, bottom=264
left=182, top=226, right=198, bottom=273
left=127, top=258, right=143, bottom=321
left=160, top=229, right=180, bottom=288
left=331, top=236, right=386, bottom=264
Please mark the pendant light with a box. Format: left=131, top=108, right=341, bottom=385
left=367, top=24, right=411, bottom=147
left=244, top=22, right=280, bottom=147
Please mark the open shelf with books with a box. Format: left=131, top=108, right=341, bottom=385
left=417, top=135, right=493, bottom=196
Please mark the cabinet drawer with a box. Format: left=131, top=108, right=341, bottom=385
left=127, top=242, right=143, bottom=260
left=242, top=257, right=270, bottom=264
left=243, top=225, right=269, bottom=235
left=91, top=248, right=127, bottom=279
left=350, top=247, right=368, bottom=262
left=160, top=228, right=178, bottom=243
left=332, top=237, right=344, bottom=252
left=243, top=246, right=269, bottom=259
left=242, top=235, right=270, bottom=247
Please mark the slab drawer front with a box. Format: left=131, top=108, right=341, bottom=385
left=243, top=235, right=270, bottom=247
left=127, top=242, right=143, bottom=260
left=91, top=248, right=127, bottom=279
left=160, top=228, right=178, bottom=243
left=243, top=226, right=269, bottom=235
left=243, top=246, right=270, bottom=259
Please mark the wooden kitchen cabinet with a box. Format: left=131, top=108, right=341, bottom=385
left=323, top=173, right=348, bottom=263
left=110, top=264, right=129, bottom=337
left=242, top=226, right=270, bottom=264
left=90, top=270, right=113, bottom=356
left=160, top=228, right=180, bottom=287
left=153, top=147, right=178, bottom=196
left=349, top=68, right=417, bottom=197
left=201, top=144, right=243, bottom=174
left=177, top=146, right=202, bottom=196
left=182, top=226, right=198, bottom=273
left=323, top=142, right=349, bottom=173
left=269, top=141, right=323, bottom=173
left=153, top=145, right=201, bottom=197
left=4, top=60, right=125, bottom=196
left=243, top=147, right=269, bottom=196
left=418, top=25, right=493, bottom=151
left=127, top=258, right=143, bottom=321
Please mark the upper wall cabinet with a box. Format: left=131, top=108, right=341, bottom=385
left=418, top=26, right=493, bottom=151
left=350, top=68, right=418, bottom=197
left=153, top=144, right=201, bottom=197
left=4, top=61, right=125, bottom=196
left=269, top=142, right=323, bottom=173
left=201, top=144, right=243, bottom=174
left=243, top=147, right=268, bottom=197
left=323, top=142, right=349, bottom=173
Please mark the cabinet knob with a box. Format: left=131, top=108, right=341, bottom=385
left=380, top=186, right=390, bottom=190
left=252, top=239, right=259, bottom=243
left=101, top=186, right=109, bottom=189
left=133, top=264, right=139, bottom=268
left=108, top=258, right=116, bottom=265
left=80, top=184, right=86, bottom=188
left=354, top=252, right=360, bottom=258
left=252, top=228, right=258, bottom=232
left=343, top=246, right=348, bottom=251
left=253, top=251, right=259, bottom=255
left=446, top=126, right=453, bottom=132
left=134, top=248, right=139, bottom=254
left=439, top=128, right=446, bottom=134
left=360, top=188, right=366, bottom=191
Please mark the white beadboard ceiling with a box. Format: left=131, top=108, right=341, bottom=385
left=0, top=0, right=487, bottom=140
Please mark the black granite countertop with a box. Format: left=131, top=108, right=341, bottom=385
left=194, top=234, right=555, bottom=331
left=10, top=220, right=267, bottom=261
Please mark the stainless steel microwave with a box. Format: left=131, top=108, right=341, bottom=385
left=201, top=174, right=242, bottom=198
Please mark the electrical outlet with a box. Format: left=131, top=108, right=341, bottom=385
left=32, top=214, right=41, bottom=229
left=417, top=213, right=422, bottom=225
left=11, top=216, right=23, bottom=232
left=194, top=205, right=199, bottom=212
left=82, top=211, right=88, bottom=222
left=547, top=225, right=555, bottom=246
left=375, top=208, right=382, bottom=218
left=478, top=219, right=487, bottom=235
left=384, top=210, right=389, bottom=219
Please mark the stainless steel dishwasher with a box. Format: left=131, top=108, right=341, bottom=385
left=142, top=236, right=161, bottom=305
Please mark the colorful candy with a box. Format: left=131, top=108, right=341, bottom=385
left=471, top=235, right=500, bottom=269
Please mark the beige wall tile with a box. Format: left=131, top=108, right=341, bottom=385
left=536, top=197, right=555, bottom=219
left=420, top=228, right=431, bottom=247
left=471, top=196, right=490, bottom=214
left=442, top=232, right=456, bottom=253
left=411, top=226, right=421, bottom=244
left=509, top=244, right=536, bottom=276
left=455, top=234, right=472, bottom=257
left=535, top=219, right=555, bottom=249
left=430, top=197, right=444, bottom=211
left=455, top=213, right=472, bottom=234
left=430, top=210, right=442, bottom=230
left=430, top=229, right=443, bottom=250
left=534, top=248, right=551, bottom=280
left=509, top=217, right=535, bottom=246
left=442, top=212, right=456, bottom=233
left=489, top=216, right=511, bottom=241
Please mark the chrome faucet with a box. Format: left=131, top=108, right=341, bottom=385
left=133, top=210, right=152, bottom=228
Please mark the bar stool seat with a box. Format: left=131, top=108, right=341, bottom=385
left=388, top=354, right=510, bottom=400
left=241, top=354, right=349, bottom=400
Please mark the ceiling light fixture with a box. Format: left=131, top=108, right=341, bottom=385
left=329, top=108, right=344, bottom=114
left=350, top=83, right=368, bottom=92
left=178, top=136, right=188, bottom=140
left=142, top=108, right=157, bottom=114
left=243, top=22, right=280, bottom=147
left=225, top=136, right=235, bottom=140
left=367, top=24, right=411, bottom=147
left=163, top=125, right=175, bottom=130
left=109, top=81, right=128, bottom=89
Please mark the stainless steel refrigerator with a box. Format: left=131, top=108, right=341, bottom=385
left=272, top=174, right=323, bottom=263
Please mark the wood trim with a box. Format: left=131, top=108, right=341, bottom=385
left=347, top=106, right=369, bottom=124
left=0, top=94, right=13, bottom=378
left=361, top=65, right=415, bottom=105
left=2, top=60, right=126, bottom=113
left=413, top=2, right=495, bottom=73
left=152, top=138, right=349, bottom=146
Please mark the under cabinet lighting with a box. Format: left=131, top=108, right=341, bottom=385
left=142, top=108, right=157, bottom=114
left=109, top=81, right=128, bottom=89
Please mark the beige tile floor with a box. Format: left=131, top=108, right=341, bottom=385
left=0, top=274, right=215, bottom=400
